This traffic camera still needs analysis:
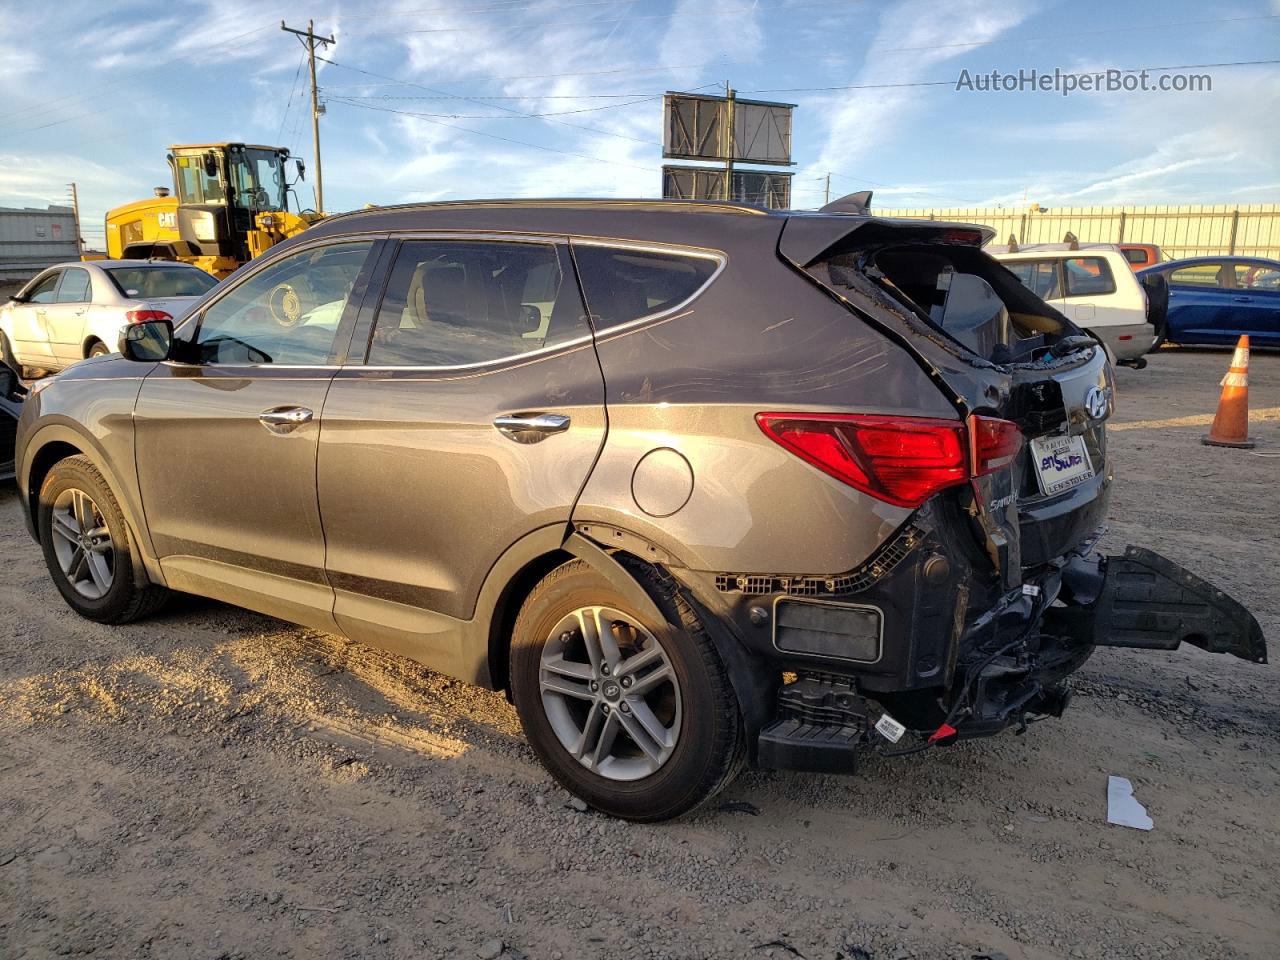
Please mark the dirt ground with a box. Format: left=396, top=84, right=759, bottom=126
left=1, top=348, right=1277, bottom=960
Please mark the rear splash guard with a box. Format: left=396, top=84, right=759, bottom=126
left=1053, top=546, right=1267, bottom=665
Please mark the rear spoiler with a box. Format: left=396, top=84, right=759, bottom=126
left=779, top=215, right=997, bottom=269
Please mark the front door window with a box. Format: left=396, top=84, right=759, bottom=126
left=193, top=241, right=374, bottom=365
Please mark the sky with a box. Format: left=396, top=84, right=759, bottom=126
left=0, top=0, right=1277, bottom=251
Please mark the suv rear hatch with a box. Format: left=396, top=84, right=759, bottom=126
left=780, top=215, right=1112, bottom=589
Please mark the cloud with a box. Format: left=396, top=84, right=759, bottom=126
left=810, top=0, right=1039, bottom=178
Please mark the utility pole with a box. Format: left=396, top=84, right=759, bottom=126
left=722, top=82, right=736, bottom=202
left=823, top=172, right=831, bottom=206
left=281, top=19, right=335, bottom=214
left=67, top=182, right=83, bottom=256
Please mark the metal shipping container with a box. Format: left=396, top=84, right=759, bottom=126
left=0, top=206, right=80, bottom=284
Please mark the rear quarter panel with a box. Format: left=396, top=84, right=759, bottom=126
left=573, top=229, right=957, bottom=576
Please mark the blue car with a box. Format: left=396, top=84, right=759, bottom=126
left=1137, top=256, right=1280, bottom=348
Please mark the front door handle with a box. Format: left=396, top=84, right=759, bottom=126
left=494, top=412, right=571, bottom=443
left=259, top=405, right=314, bottom=434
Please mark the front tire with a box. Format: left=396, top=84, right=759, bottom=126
left=38, top=455, right=169, bottom=624
left=510, top=560, right=743, bottom=821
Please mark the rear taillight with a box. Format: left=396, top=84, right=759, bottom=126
left=125, top=309, right=173, bottom=325
left=756, top=413, right=1022, bottom=509
left=969, top=414, right=1023, bottom=475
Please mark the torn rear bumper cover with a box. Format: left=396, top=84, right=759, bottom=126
left=757, top=545, right=1267, bottom=772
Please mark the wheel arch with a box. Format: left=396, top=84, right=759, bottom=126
left=20, top=423, right=162, bottom=587
left=82, top=335, right=107, bottom=358
left=472, top=525, right=766, bottom=741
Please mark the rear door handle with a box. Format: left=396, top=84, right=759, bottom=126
left=1232, top=296, right=1253, bottom=303
left=494, top=412, right=570, bottom=442
left=259, top=405, right=314, bottom=434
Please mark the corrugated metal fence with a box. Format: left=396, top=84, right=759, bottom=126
left=0, top=206, right=81, bottom=283
left=874, top=204, right=1280, bottom=260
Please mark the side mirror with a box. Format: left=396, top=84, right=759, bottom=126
left=296, top=159, right=306, bottom=181
left=203, top=152, right=219, bottom=178
left=119, top=319, right=174, bottom=362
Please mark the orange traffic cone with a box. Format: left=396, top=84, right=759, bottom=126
left=1202, top=335, right=1254, bottom=449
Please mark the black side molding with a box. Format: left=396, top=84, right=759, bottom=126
left=1052, top=547, right=1267, bottom=665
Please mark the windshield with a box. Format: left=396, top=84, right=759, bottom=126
left=229, top=147, right=288, bottom=212
left=106, top=266, right=219, bottom=299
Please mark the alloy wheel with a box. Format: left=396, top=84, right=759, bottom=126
left=49, top=488, right=115, bottom=599
left=539, top=605, right=682, bottom=781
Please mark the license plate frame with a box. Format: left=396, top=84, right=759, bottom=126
left=1030, top=434, right=1095, bottom=496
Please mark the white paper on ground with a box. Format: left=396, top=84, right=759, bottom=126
left=1107, top=775, right=1154, bottom=830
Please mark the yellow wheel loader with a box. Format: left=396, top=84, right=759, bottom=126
left=105, top=143, right=322, bottom=279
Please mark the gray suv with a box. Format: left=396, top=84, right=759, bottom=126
left=15, top=199, right=1266, bottom=820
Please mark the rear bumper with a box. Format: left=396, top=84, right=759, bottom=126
left=1095, top=322, right=1158, bottom=360
left=703, top=539, right=1267, bottom=774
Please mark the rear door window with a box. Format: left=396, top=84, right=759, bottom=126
left=572, top=245, right=719, bottom=330
left=1233, top=263, right=1280, bottom=291
left=1062, top=257, right=1115, bottom=297
left=366, top=240, right=588, bottom=367
left=1005, top=260, right=1060, bottom=299
left=55, top=267, right=92, bottom=303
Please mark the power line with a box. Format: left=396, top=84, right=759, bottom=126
left=741, top=58, right=1280, bottom=95
left=327, top=97, right=658, bottom=173
left=322, top=94, right=663, bottom=118
left=277, top=51, right=307, bottom=143
left=319, top=55, right=688, bottom=146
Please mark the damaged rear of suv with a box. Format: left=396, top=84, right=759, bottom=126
left=15, top=197, right=1265, bottom=822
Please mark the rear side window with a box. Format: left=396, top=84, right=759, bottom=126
left=1062, top=257, right=1115, bottom=297
left=573, top=245, right=718, bottom=330
left=1005, top=260, right=1060, bottom=299
left=1123, top=248, right=1147, bottom=265
left=1170, top=264, right=1224, bottom=287
left=366, top=240, right=588, bottom=367
left=55, top=268, right=92, bottom=303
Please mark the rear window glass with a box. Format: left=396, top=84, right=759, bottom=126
left=573, top=245, right=718, bottom=330
left=1062, top=257, right=1115, bottom=297
left=1123, top=248, right=1147, bottom=265
left=106, top=266, right=218, bottom=299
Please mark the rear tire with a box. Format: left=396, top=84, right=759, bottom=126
left=87, top=341, right=110, bottom=358
left=509, top=559, right=744, bottom=821
left=38, top=455, right=169, bottom=624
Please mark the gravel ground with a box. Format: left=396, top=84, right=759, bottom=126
left=1, top=347, right=1277, bottom=960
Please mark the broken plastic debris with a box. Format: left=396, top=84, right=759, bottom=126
left=1107, top=775, right=1153, bottom=831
